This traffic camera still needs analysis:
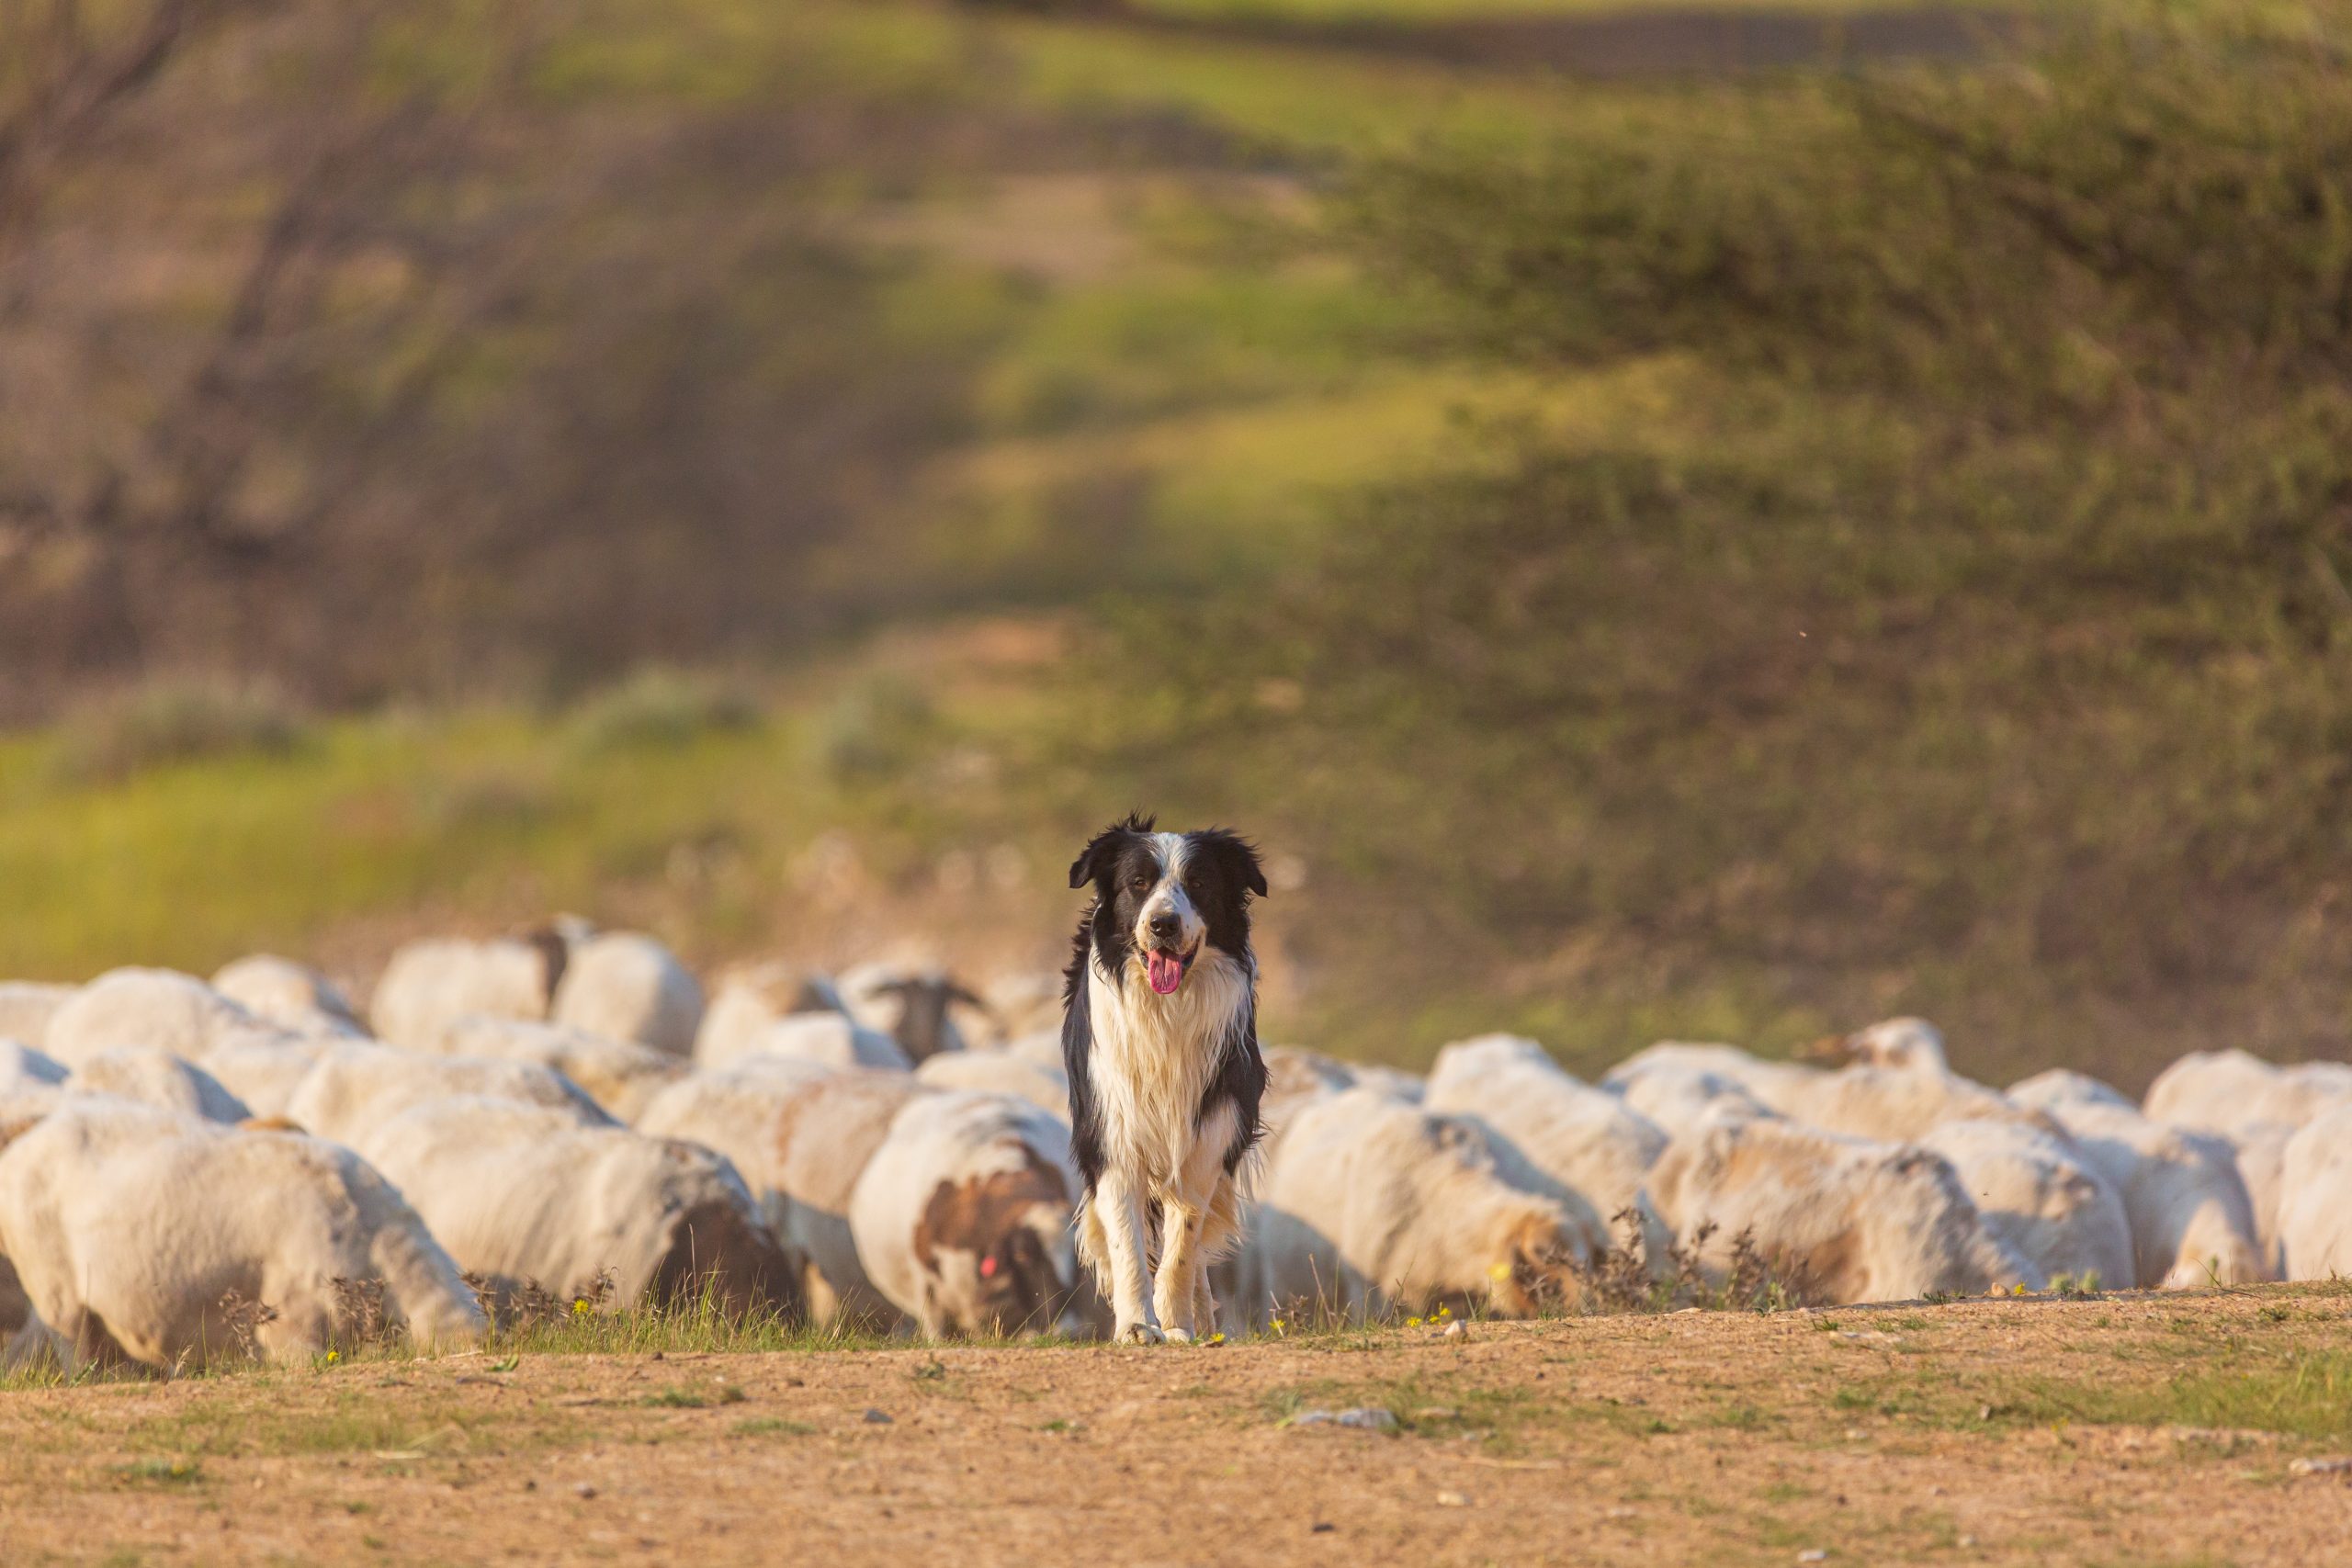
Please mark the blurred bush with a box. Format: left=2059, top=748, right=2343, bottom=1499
left=1072, top=3, right=2352, bottom=1080
left=55, top=678, right=309, bottom=784
left=567, top=668, right=762, bottom=755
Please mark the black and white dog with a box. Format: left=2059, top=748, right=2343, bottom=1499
left=1062, top=814, right=1268, bottom=1344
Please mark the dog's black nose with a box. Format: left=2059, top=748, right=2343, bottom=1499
left=1148, top=910, right=1182, bottom=944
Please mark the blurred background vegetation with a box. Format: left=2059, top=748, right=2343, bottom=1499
left=3, top=0, right=2348, bottom=1089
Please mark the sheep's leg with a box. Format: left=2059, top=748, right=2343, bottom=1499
left=1093, top=1169, right=1162, bottom=1345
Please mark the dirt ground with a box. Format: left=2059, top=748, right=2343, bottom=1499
left=6, top=1289, right=2350, bottom=1566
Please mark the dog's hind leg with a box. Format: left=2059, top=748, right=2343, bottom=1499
left=1155, top=1108, right=1239, bottom=1342
left=1093, top=1169, right=1162, bottom=1345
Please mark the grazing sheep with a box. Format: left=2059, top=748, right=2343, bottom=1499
left=2265, top=1103, right=2352, bottom=1282
left=1607, top=1066, right=1773, bottom=1140
left=282, top=1043, right=610, bottom=1146
left=838, top=962, right=983, bottom=1066
left=550, top=931, right=705, bottom=1058
left=1807, top=1017, right=1951, bottom=1075
left=198, top=1033, right=330, bottom=1121
left=1424, top=1035, right=1671, bottom=1263
left=62, top=1046, right=252, bottom=1123
left=2143, top=1050, right=2352, bottom=1139
left=2022, top=1099, right=2267, bottom=1287
left=2231, top=1121, right=2297, bottom=1278
left=1351, top=1065, right=1427, bottom=1102
left=426, top=1016, right=690, bottom=1122
left=347, top=1095, right=797, bottom=1318
left=210, top=955, right=366, bottom=1039
left=2007, top=1069, right=2135, bottom=1112
left=0, top=1043, right=66, bottom=1096
left=1912, top=1118, right=2134, bottom=1289
left=41, top=967, right=271, bottom=1069
left=1781, top=1066, right=2048, bottom=1145
left=369, top=933, right=567, bottom=1050
left=635, top=1066, right=925, bottom=1328
left=849, top=1091, right=1084, bottom=1337
left=694, top=961, right=845, bottom=1068
left=1000, top=1029, right=1069, bottom=1073
left=1227, top=1087, right=1599, bottom=1329
left=1604, top=1042, right=1823, bottom=1115
left=914, top=1050, right=1069, bottom=1118
left=1643, top=1117, right=2038, bottom=1304
left=707, top=1010, right=910, bottom=1075
left=0, top=1100, right=484, bottom=1371
left=0, top=983, right=73, bottom=1050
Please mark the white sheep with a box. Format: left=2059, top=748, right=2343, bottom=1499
left=913, top=1049, right=1069, bottom=1118
left=1227, top=1086, right=1600, bottom=1329
left=2269, top=1102, right=2352, bottom=1281
left=347, top=1095, right=797, bottom=1318
left=1780, top=1065, right=2050, bottom=1145
left=210, top=955, right=367, bottom=1039
left=1912, top=1118, right=2134, bottom=1289
left=2014, top=1098, right=2267, bottom=1287
left=1642, top=1116, right=2038, bottom=1304
left=0, top=983, right=73, bottom=1050
left=2230, top=1120, right=2297, bottom=1278
left=1604, top=1041, right=1823, bottom=1114
left=282, top=1042, right=610, bottom=1146
left=635, top=1066, right=924, bottom=1328
left=41, top=967, right=271, bottom=1069
left=707, top=1010, right=910, bottom=1075
left=2007, top=1068, right=2135, bottom=1112
left=694, top=961, right=846, bottom=1068
left=849, top=1090, right=1085, bottom=1337
left=425, top=1016, right=689, bottom=1122
left=0, top=1099, right=483, bottom=1370
left=198, top=1033, right=331, bottom=1121
left=62, top=1046, right=252, bottom=1123
left=1606, top=1066, right=1774, bottom=1140
left=550, top=931, right=705, bottom=1058
left=0, top=1042, right=66, bottom=1096
left=1423, top=1034, right=1671, bottom=1264
left=2143, top=1049, right=2352, bottom=1139
left=369, top=933, right=566, bottom=1050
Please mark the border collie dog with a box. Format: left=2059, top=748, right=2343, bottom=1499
left=1062, top=815, right=1268, bottom=1344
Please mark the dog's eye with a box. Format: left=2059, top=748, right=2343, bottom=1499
left=1128, top=874, right=1151, bottom=892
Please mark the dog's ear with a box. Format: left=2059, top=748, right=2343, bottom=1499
left=1194, top=829, right=1269, bottom=899
left=1068, top=814, right=1154, bottom=890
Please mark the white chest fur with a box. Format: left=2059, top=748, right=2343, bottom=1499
left=1087, top=949, right=1250, bottom=1189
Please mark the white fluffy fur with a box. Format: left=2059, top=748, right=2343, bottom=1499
left=1643, top=1116, right=2038, bottom=1304
left=1913, top=1117, right=2135, bottom=1288
left=0, top=983, right=74, bottom=1052
left=1076, top=941, right=1252, bottom=1345
left=1226, top=1086, right=1595, bottom=1328
left=428, top=1015, right=689, bottom=1122
left=63, top=1045, right=252, bottom=1123
left=915, top=1049, right=1070, bottom=1118
left=2016, top=1098, right=2267, bottom=1287
left=551, top=932, right=705, bottom=1058
left=0, top=1100, right=482, bottom=1370
left=210, top=955, right=367, bottom=1040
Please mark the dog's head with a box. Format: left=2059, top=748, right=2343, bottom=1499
left=1069, top=814, right=1266, bottom=997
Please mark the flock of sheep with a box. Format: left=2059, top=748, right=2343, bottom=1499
left=1, top=920, right=2348, bottom=1374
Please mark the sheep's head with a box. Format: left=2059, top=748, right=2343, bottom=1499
left=1483, top=1209, right=1584, bottom=1319
left=1799, top=1017, right=1949, bottom=1075
left=914, top=1150, right=1080, bottom=1336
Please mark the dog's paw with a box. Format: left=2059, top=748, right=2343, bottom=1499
left=1114, top=1321, right=1168, bottom=1346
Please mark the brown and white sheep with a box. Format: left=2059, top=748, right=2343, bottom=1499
left=849, top=1090, right=1085, bottom=1337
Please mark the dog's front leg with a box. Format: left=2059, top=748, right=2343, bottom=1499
left=1154, top=1198, right=1205, bottom=1342
left=1094, top=1168, right=1163, bottom=1344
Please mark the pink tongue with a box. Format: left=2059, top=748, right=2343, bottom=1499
left=1148, top=951, right=1185, bottom=995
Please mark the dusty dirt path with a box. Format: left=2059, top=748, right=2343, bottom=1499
left=6, top=1289, right=2350, bottom=1565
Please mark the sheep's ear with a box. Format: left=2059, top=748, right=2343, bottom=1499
left=1193, top=829, right=1269, bottom=898
left=1068, top=815, right=1152, bottom=890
